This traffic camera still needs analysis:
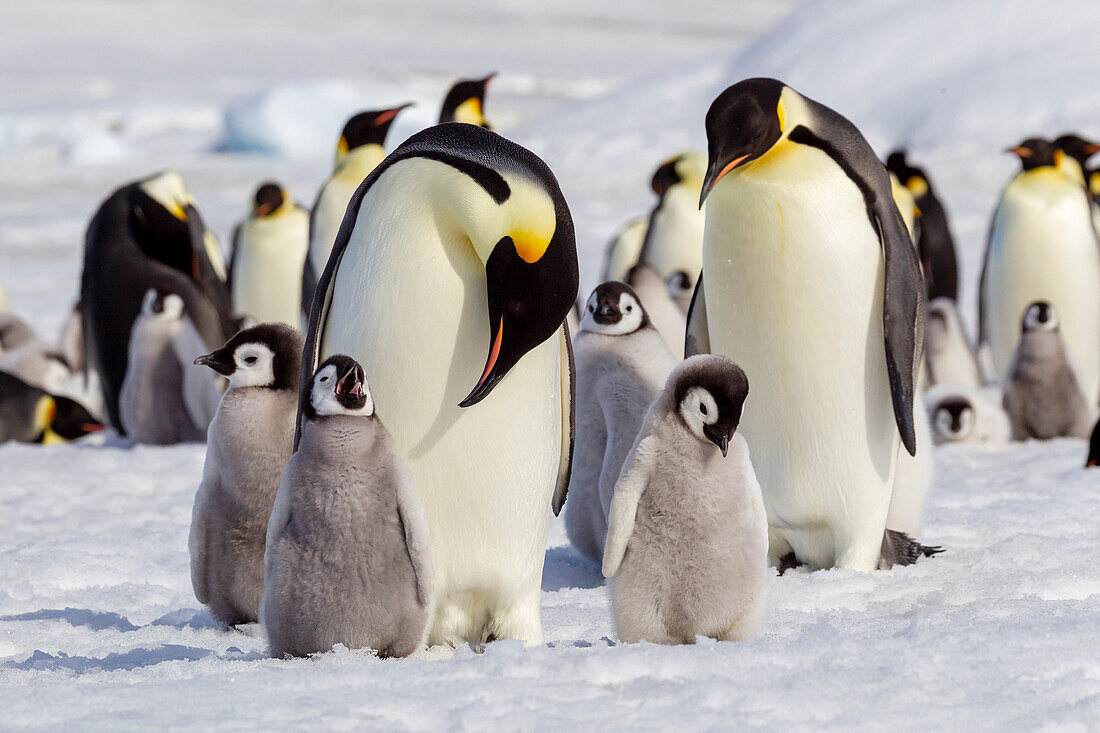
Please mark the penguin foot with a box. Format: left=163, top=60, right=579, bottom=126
left=879, top=529, right=943, bottom=568
left=776, top=552, right=801, bottom=576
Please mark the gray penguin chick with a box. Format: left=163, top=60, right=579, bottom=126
left=603, top=355, right=767, bottom=645
left=626, top=264, right=687, bottom=356
left=923, top=297, right=982, bottom=390
left=1003, top=302, right=1095, bottom=440
left=565, top=282, right=676, bottom=563
left=262, top=355, right=433, bottom=659
left=188, top=323, right=304, bottom=626
left=120, top=288, right=222, bottom=444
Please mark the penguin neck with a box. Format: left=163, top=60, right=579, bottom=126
left=301, top=414, right=379, bottom=461
left=335, top=144, right=387, bottom=180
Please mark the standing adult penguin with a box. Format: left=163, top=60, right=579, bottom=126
left=438, top=74, right=495, bottom=128
left=304, top=104, right=413, bottom=307
left=1053, top=133, right=1099, bottom=184
left=189, top=324, right=304, bottom=626
left=81, top=171, right=234, bottom=431
left=886, top=150, right=959, bottom=302
left=566, top=282, right=676, bottom=563
left=690, top=78, right=930, bottom=572
left=625, top=263, right=686, bottom=356
left=229, top=182, right=310, bottom=327
left=302, top=123, right=578, bottom=646
left=978, top=139, right=1100, bottom=404
left=638, top=152, right=707, bottom=290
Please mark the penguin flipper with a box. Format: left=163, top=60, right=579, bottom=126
left=227, top=224, right=241, bottom=294
left=683, top=274, right=710, bottom=359
left=296, top=238, right=345, bottom=448
left=300, top=256, right=318, bottom=320
left=552, top=324, right=576, bottom=516
left=188, top=448, right=219, bottom=605
left=602, top=433, right=658, bottom=579
left=878, top=529, right=943, bottom=569
left=394, top=458, right=434, bottom=608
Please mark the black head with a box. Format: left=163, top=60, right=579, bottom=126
left=252, top=182, right=285, bottom=217
left=48, top=396, right=104, bottom=441
left=885, top=149, right=931, bottom=196
left=1021, top=301, right=1058, bottom=333
left=580, top=281, right=648, bottom=335
left=195, top=323, right=304, bottom=391
left=651, top=155, right=684, bottom=197
left=1007, top=138, right=1058, bottom=171
left=1054, top=133, right=1100, bottom=168
left=339, top=103, right=414, bottom=155
left=438, top=74, right=495, bottom=127
left=670, top=355, right=750, bottom=457
left=305, top=355, right=371, bottom=419
left=700, top=78, right=786, bottom=206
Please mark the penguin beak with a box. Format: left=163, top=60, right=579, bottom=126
left=48, top=396, right=104, bottom=441
left=651, top=156, right=681, bottom=197
left=334, top=363, right=368, bottom=410
left=1006, top=146, right=1032, bottom=159
left=699, top=155, right=749, bottom=208
left=195, top=349, right=234, bottom=376
left=704, top=426, right=729, bottom=457
left=254, top=201, right=275, bottom=217
left=373, top=102, right=415, bottom=128
left=460, top=228, right=579, bottom=408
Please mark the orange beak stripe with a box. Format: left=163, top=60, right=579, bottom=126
left=714, top=154, right=750, bottom=187
left=474, top=317, right=504, bottom=388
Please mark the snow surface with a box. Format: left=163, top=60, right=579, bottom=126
left=2, top=0, right=1100, bottom=729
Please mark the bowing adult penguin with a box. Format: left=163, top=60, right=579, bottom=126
left=302, top=123, right=578, bottom=646
left=81, top=171, right=233, bottom=431
left=638, top=152, right=707, bottom=290
left=229, top=182, right=310, bottom=327
left=691, top=78, right=928, bottom=572
left=304, top=104, right=413, bottom=307
left=886, top=150, right=959, bottom=302
left=978, top=138, right=1100, bottom=404
left=438, top=74, right=495, bottom=128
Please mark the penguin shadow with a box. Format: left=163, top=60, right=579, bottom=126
left=541, top=545, right=605, bottom=592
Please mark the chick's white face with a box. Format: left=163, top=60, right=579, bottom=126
left=934, top=404, right=974, bottom=441
left=141, top=289, right=184, bottom=321
left=581, top=289, right=644, bottom=336
left=1023, top=303, right=1059, bottom=332
left=679, top=386, right=719, bottom=442
left=311, top=364, right=374, bottom=417
left=229, top=343, right=276, bottom=389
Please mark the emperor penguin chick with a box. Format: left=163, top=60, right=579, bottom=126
left=1003, top=302, right=1095, bottom=441
left=925, top=384, right=1010, bottom=446
left=603, top=355, right=767, bottom=645
left=565, top=283, right=676, bottom=563
left=924, top=297, right=982, bottom=390
left=188, top=324, right=304, bottom=626
left=119, top=289, right=223, bottom=444
left=262, top=356, right=433, bottom=659
left=626, top=264, right=686, bottom=356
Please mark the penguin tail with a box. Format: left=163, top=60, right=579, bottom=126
left=879, top=529, right=943, bottom=569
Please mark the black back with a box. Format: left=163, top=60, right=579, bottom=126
left=886, top=150, right=958, bottom=301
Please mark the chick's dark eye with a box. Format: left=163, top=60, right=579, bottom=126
left=245, top=356, right=258, bottom=365
left=320, top=376, right=328, bottom=382
left=699, top=402, right=707, bottom=415
left=625, top=305, right=633, bottom=312
left=588, top=305, right=594, bottom=312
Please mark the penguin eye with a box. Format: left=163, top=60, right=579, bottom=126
left=245, top=356, right=258, bottom=365
left=625, top=304, right=633, bottom=312
left=699, top=402, right=708, bottom=416
left=588, top=305, right=594, bottom=313
left=320, top=376, right=329, bottom=382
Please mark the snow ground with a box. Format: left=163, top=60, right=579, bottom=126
left=2, top=0, right=1100, bottom=729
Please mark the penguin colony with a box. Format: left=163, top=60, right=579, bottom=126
left=3, top=72, right=1100, bottom=657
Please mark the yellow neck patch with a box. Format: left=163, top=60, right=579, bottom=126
left=510, top=229, right=552, bottom=264
left=34, top=396, right=65, bottom=444
left=905, top=176, right=929, bottom=198
left=453, top=97, right=485, bottom=126
left=776, top=100, right=785, bottom=134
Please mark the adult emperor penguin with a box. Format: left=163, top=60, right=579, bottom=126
left=978, top=138, right=1100, bottom=405
left=302, top=123, right=579, bottom=646
left=691, top=78, right=927, bottom=572
left=0, top=371, right=103, bottom=445
left=887, top=150, right=959, bottom=302
left=303, top=104, right=413, bottom=307
left=438, top=74, right=495, bottom=128
left=889, top=173, right=919, bottom=241
left=638, top=152, right=707, bottom=289
left=566, top=282, right=675, bottom=563
left=602, top=218, right=648, bottom=283
left=81, top=171, right=233, bottom=431
left=1053, top=133, right=1099, bottom=185
left=229, top=182, right=310, bottom=327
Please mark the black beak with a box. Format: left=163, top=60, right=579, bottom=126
left=704, top=426, right=729, bottom=457
left=699, top=154, right=749, bottom=208
left=195, top=349, right=234, bottom=376
left=334, top=363, right=367, bottom=410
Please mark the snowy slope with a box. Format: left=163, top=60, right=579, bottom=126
left=3, top=0, right=1100, bottom=729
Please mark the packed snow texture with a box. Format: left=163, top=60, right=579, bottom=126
left=2, top=0, right=1100, bottom=728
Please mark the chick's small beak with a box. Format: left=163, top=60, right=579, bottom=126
left=194, top=351, right=234, bottom=376
left=704, top=426, right=730, bottom=457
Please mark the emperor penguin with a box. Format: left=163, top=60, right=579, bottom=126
left=438, top=74, right=495, bottom=128
left=625, top=264, right=686, bottom=356
left=1053, top=133, right=1099, bottom=185
left=0, top=371, right=103, bottom=445
left=263, top=356, right=433, bottom=659
left=602, top=355, right=767, bottom=644
left=887, top=151, right=959, bottom=302
left=1002, top=301, right=1094, bottom=441
left=81, top=170, right=234, bottom=431
left=638, top=152, right=707, bottom=290
left=301, top=123, right=578, bottom=646
left=303, top=104, right=413, bottom=307
left=229, top=182, right=310, bottom=327
left=978, top=138, right=1100, bottom=404
left=923, top=297, right=982, bottom=390
left=691, top=78, right=928, bottom=572
left=189, top=324, right=304, bottom=626
left=889, top=173, right=919, bottom=241
left=1086, top=417, right=1100, bottom=467
left=119, top=289, right=223, bottom=444
left=1089, top=167, right=1100, bottom=233
left=925, top=383, right=1010, bottom=446
left=602, top=218, right=648, bottom=283
left=565, top=282, right=676, bottom=563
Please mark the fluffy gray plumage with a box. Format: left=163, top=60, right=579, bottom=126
left=188, top=326, right=304, bottom=626
left=565, top=284, right=675, bottom=563
left=923, top=297, right=982, bottom=390
left=626, top=264, right=686, bottom=356
left=1003, top=305, right=1094, bottom=440
left=262, top=362, right=432, bottom=658
left=602, top=355, right=767, bottom=645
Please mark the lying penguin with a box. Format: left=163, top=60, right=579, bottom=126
left=0, top=371, right=102, bottom=445
left=262, top=356, right=433, bottom=659
left=925, top=384, right=1011, bottom=446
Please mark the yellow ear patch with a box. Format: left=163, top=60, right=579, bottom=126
left=905, top=175, right=929, bottom=198
left=34, top=396, right=63, bottom=444
left=453, top=97, right=485, bottom=126
left=776, top=100, right=785, bottom=134
left=1090, top=172, right=1100, bottom=196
